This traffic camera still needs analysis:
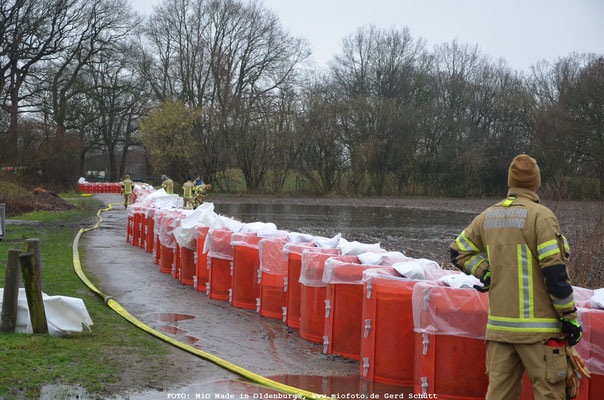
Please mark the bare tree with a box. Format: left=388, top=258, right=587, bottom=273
left=0, top=0, right=82, bottom=159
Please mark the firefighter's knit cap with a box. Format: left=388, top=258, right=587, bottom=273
left=508, top=154, right=541, bottom=192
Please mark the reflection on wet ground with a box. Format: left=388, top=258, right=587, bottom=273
left=39, top=376, right=413, bottom=400
left=148, top=312, right=203, bottom=348
left=151, top=312, right=197, bottom=322
left=214, top=202, right=473, bottom=259
left=127, top=375, right=412, bottom=399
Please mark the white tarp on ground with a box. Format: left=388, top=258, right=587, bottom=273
left=0, top=288, right=93, bottom=336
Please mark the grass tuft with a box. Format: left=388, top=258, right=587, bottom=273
left=0, top=197, right=168, bottom=398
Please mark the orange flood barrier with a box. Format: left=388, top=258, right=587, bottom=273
left=586, top=307, right=603, bottom=400
left=139, top=207, right=148, bottom=250
left=231, top=233, right=265, bottom=310
left=298, top=250, right=344, bottom=344
left=412, top=283, right=489, bottom=400
left=179, top=246, right=196, bottom=286
left=127, top=212, right=133, bottom=243
left=172, top=243, right=181, bottom=279
left=322, top=256, right=406, bottom=361
left=207, top=229, right=235, bottom=301
left=258, top=237, right=289, bottom=320
left=195, top=227, right=210, bottom=292
left=284, top=242, right=318, bottom=330
left=132, top=206, right=142, bottom=247
left=145, top=209, right=155, bottom=253
left=157, top=211, right=181, bottom=274
left=361, top=270, right=417, bottom=385
left=359, top=265, right=451, bottom=385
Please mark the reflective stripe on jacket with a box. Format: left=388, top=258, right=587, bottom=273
left=183, top=182, right=194, bottom=199
left=122, top=179, right=133, bottom=195
left=162, top=179, right=173, bottom=194
left=450, top=188, right=576, bottom=344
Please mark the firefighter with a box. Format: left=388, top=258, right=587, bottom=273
left=161, top=175, right=174, bottom=194
left=193, top=181, right=212, bottom=208
left=182, top=177, right=194, bottom=209
left=450, top=155, right=587, bottom=400
left=121, top=174, right=134, bottom=207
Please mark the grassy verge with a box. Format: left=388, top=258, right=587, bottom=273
left=0, top=197, right=168, bottom=398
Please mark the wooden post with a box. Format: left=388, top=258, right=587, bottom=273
left=0, top=249, right=22, bottom=333
left=25, top=238, right=42, bottom=285
left=19, top=253, right=48, bottom=334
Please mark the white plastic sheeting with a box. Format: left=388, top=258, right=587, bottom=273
left=357, top=251, right=405, bottom=266
left=284, top=241, right=316, bottom=257
left=206, top=229, right=236, bottom=260
left=286, top=232, right=315, bottom=243
left=158, top=211, right=185, bottom=248
left=314, top=233, right=342, bottom=249
left=174, top=203, right=217, bottom=250
left=576, top=307, right=604, bottom=375
left=337, top=239, right=382, bottom=256
left=203, top=218, right=280, bottom=255
left=389, top=257, right=441, bottom=280
left=438, top=273, right=481, bottom=289
left=590, top=288, right=604, bottom=309
left=0, top=288, right=93, bottom=336
left=322, top=254, right=445, bottom=286
left=298, top=249, right=343, bottom=287
left=412, top=282, right=489, bottom=340
left=259, top=237, right=289, bottom=275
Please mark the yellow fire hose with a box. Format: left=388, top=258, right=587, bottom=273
left=72, top=203, right=330, bottom=399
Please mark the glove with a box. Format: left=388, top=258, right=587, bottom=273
left=561, top=318, right=583, bottom=346
left=566, top=346, right=590, bottom=400
left=566, top=345, right=591, bottom=378
left=473, top=270, right=491, bottom=292
left=566, top=363, right=579, bottom=399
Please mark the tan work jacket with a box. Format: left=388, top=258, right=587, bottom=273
left=183, top=182, right=194, bottom=199
left=162, top=178, right=174, bottom=194
left=450, top=188, right=575, bottom=343
left=122, top=179, right=133, bottom=195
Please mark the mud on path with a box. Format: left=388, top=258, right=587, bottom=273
left=82, top=194, right=358, bottom=397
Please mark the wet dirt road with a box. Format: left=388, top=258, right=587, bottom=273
left=82, top=194, right=364, bottom=398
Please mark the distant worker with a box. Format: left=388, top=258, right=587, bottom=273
left=121, top=174, right=134, bottom=207
left=193, top=181, right=212, bottom=208
left=450, top=154, right=589, bottom=400
left=161, top=174, right=174, bottom=194
left=194, top=176, right=203, bottom=186
left=182, top=177, right=195, bottom=209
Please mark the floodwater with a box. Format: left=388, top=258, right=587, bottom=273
left=214, top=202, right=474, bottom=260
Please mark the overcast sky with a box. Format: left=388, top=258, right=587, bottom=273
left=130, top=0, right=604, bottom=72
